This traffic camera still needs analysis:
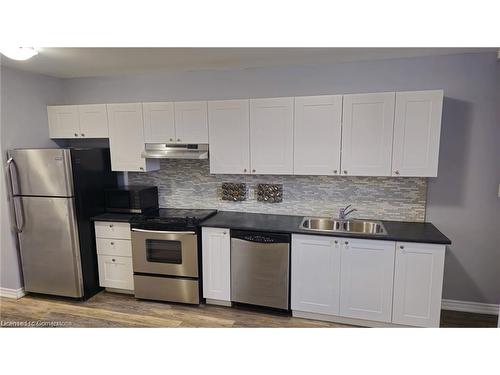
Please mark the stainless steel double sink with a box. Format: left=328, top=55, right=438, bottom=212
left=299, top=217, right=387, bottom=235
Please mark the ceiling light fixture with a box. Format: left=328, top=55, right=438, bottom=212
left=0, top=47, right=39, bottom=61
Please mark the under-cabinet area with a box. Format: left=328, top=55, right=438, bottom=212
left=200, top=221, right=447, bottom=328
left=46, top=89, right=443, bottom=177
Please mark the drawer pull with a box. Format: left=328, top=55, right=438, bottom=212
left=110, top=242, right=114, bottom=245
left=344, top=241, right=349, bottom=245
left=109, top=224, right=114, bottom=228
left=111, top=258, right=116, bottom=262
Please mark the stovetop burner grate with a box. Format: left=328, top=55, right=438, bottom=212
left=130, top=208, right=217, bottom=230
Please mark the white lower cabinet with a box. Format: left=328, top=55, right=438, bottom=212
left=201, top=227, right=231, bottom=302
left=339, top=238, right=396, bottom=322
left=392, top=242, right=446, bottom=327
left=94, top=221, right=134, bottom=293
left=291, top=234, right=341, bottom=315
left=97, top=255, right=134, bottom=290
left=291, top=233, right=446, bottom=327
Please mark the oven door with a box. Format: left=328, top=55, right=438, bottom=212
left=131, top=229, right=198, bottom=277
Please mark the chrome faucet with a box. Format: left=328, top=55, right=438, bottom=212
left=338, top=204, right=357, bottom=220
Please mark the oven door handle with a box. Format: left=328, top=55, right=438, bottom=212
left=131, top=228, right=196, bottom=235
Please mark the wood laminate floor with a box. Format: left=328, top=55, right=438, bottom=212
left=0, top=291, right=497, bottom=328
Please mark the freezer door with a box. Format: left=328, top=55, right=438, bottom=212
left=17, top=196, right=83, bottom=297
left=7, top=149, right=74, bottom=197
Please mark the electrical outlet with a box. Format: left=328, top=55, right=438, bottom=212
left=248, top=186, right=255, bottom=200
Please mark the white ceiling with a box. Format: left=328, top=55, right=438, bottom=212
left=0, top=48, right=493, bottom=79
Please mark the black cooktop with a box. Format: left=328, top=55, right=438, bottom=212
left=130, top=208, right=217, bottom=230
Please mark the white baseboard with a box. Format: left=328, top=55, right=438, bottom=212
left=205, top=298, right=232, bottom=307
left=0, top=287, right=26, bottom=299
left=442, top=299, right=499, bottom=315
left=293, top=310, right=412, bottom=328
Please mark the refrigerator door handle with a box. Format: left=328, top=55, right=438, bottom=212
left=6, top=157, right=25, bottom=233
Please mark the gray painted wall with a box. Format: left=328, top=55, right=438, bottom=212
left=1, top=52, right=498, bottom=305
left=0, top=65, right=64, bottom=290
left=64, top=52, right=500, bottom=305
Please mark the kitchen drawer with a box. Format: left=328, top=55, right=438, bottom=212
left=94, top=221, right=131, bottom=240
left=96, top=238, right=132, bottom=257
left=134, top=274, right=199, bottom=304
left=97, top=255, right=134, bottom=290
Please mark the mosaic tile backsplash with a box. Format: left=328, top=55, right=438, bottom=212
left=128, top=159, right=427, bottom=222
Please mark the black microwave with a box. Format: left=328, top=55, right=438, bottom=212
left=104, top=185, right=159, bottom=214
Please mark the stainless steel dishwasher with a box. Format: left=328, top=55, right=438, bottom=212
left=230, top=230, right=290, bottom=310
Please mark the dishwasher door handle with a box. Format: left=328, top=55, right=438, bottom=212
left=230, top=231, right=290, bottom=245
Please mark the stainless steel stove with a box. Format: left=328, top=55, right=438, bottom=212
left=130, top=208, right=217, bottom=304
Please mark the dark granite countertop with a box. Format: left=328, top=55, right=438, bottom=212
left=91, top=212, right=140, bottom=223
left=201, top=211, right=451, bottom=245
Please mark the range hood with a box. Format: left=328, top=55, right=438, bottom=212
left=142, top=143, right=209, bottom=159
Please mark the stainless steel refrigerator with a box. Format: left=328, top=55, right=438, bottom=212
left=6, top=148, right=116, bottom=299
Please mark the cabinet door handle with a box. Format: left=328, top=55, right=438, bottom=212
left=400, top=245, right=404, bottom=249
left=243, top=169, right=247, bottom=173
left=223, top=232, right=227, bottom=235
left=333, top=170, right=338, bottom=174
left=109, top=224, right=114, bottom=228
left=74, top=133, right=78, bottom=137
left=252, top=169, right=256, bottom=173
left=81, top=133, right=85, bottom=137
left=111, top=258, right=116, bottom=262
left=110, top=242, right=114, bottom=245
left=343, top=170, right=348, bottom=175
left=177, top=138, right=181, bottom=142
left=139, top=167, right=144, bottom=171
left=169, top=138, right=173, bottom=142
left=344, top=241, right=349, bottom=245
left=333, top=240, right=338, bottom=244
left=394, top=170, right=400, bottom=175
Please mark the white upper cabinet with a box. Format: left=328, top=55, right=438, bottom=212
left=143, top=102, right=175, bottom=143
left=208, top=99, right=250, bottom=174
left=107, top=103, right=159, bottom=172
left=78, top=104, right=109, bottom=138
left=48, top=105, right=80, bottom=138
left=392, top=90, right=444, bottom=177
left=392, top=242, right=445, bottom=327
left=174, top=101, right=209, bottom=143
left=249, top=97, right=294, bottom=174
left=47, top=90, right=444, bottom=177
left=291, top=234, right=341, bottom=315
left=48, top=105, right=108, bottom=138
left=341, top=92, right=395, bottom=176
left=294, top=95, right=342, bottom=175
left=142, top=101, right=208, bottom=144
left=339, top=238, right=396, bottom=323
